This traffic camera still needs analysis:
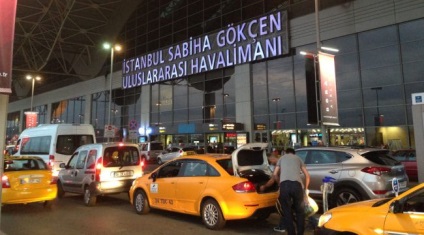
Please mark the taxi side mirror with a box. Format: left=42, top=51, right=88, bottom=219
left=150, top=172, right=157, bottom=182
left=59, top=163, right=66, bottom=169
left=390, top=200, right=402, bottom=214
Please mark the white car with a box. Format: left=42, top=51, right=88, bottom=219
left=57, top=142, right=143, bottom=206
left=156, top=146, right=197, bottom=165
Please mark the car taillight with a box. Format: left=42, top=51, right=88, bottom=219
left=140, top=159, right=145, bottom=169
left=95, top=157, right=103, bottom=181
left=232, top=181, right=256, bottom=193
left=51, top=176, right=58, bottom=185
left=48, top=155, right=55, bottom=168
left=361, top=166, right=391, bottom=176
left=2, top=175, right=10, bottom=188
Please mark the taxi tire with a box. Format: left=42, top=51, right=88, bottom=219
left=57, top=181, right=65, bottom=198
left=134, top=189, right=150, bottom=214
left=201, top=199, right=226, bottom=230
left=84, top=186, right=97, bottom=207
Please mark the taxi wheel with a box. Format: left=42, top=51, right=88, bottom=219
left=84, top=186, right=97, bottom=207
left=332, top=187, right=361, bottom=208
left=57, top=181, right=65, bottom=198
left=201, top=199, right=226, bottom=230
left=134, top=190, right=150, bottom=214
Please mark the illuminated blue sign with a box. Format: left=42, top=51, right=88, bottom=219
left=122, top=10, right=289, bottom=89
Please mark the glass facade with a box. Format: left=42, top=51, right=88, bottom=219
left=6, top=1, right=424, bottom=153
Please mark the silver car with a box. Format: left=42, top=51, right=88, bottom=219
left=57, top=142, right=143, bottom=206
left=156, top=146, right=197, bottom=165
left=295, top=147, right=409, bottom=208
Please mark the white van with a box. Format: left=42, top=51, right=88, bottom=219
left=14, top=124, right=96, bottom=177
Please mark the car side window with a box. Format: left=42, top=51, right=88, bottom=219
left=296, top=151, right=307, bottom=162
left=309, top=151, right=338, bottom=164
left=86, top=150, right=97, bottom=169
left=68, top=152, right=79, bottom=169
left=157, top=161, right=182, bottom=178
left=181, top=161, right=207, bottom=177
left=404, top=189, right=424, bottom=213
left=76, top=150, right=88, bottom=169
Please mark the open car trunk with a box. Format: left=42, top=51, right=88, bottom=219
left=232, top=143, right=279, bottom=193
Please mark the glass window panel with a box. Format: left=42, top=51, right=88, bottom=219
left=174, top=109, right=188, bottom=124
left=253, top=99, right=268, bottom=116
left=253, top=115, right=269, bottom=126
left=270, top=81, right=295, bottom=113
left=338, top=108, right=363, bottom=127
left=280, top=113, right=296, bottom=129
left=360, top=45, right=400, bottom=70
left=159, top=84, right=173, bottom=112
left=253, top=84, right=268, bottom=103
left=358, top=26, right=397, bottom=51
left=401, top=40, right=424, bottom=63
left=189, top=107, right=203, bottom=123
left=294, top=76, right=307, bottom=112
left=337, top=89, right=362, bottom=109
left=252, top=62, right=266, bottom=86
left=323, top=34, right=357, bottom=54
left=364, top=105, right=406, bottom=126
left=399, top=18, right=424, bottom=42
left=361, top=65, right=402, bottom=88
left=160, top=111, right=173, bottom=124
left=189, top=92, right=203, bottom=108
left=364, top=85, right=404, bottom=108
left=403, top=61, right=424, bottom=83
left=296, top=112, right=309, bottom=129
left=336, top=70, right=361, bottom=91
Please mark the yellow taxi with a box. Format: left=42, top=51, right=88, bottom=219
left=2, top=156, right=57, bottom=207
left=129, top=143, right=279, bottom=230
left=316, top=182, right=424, bottom=234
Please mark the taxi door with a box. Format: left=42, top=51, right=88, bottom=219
left=59, top=151, right=80, bottom=193
left=383, top=188, right=424, bottom=234
left=174, top=160, right=208, bottom=214
left=148, top=161, right=182, bottom=211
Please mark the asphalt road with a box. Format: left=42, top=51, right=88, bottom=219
left=0, top=163, right=317, bottom=235
left=0, top=193, right=316, bottom=235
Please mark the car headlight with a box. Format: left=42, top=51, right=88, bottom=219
left=318, top=212, right=332, bottom=227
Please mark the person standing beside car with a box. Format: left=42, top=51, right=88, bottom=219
left=273, top=147, right=310, bottom=235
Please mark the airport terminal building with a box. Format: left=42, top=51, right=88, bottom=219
left=6, top=0, right=424, bottom=152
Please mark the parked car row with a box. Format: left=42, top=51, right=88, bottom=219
left=2, top=141, right=413, bottom=231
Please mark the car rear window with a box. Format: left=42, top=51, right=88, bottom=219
left=361, top=150, right=401, bottom=166
left=150, top=143, right=163, bottom=150
left=4, top=158, right=48, bottom=171
left=103, top=146, right=140, bottom=167
left=237, top=149, right=265, bottom=166
left=216, top=159, right=233, bottom=175
left=183, top=147, right=196, bottom=152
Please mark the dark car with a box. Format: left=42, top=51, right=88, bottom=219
left=391, top=149, right=417, bottom=181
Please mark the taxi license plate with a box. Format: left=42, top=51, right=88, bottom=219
left=114, top=171, right=133, bottom=177
left=20, top=178, right=41, bottom=184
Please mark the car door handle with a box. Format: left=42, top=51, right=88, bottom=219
left=329, top=170, right=339, bottom=174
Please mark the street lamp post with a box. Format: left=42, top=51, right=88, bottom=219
left=103, top=43, right=122, bottom=131
left=26, top=75, right=41, bottom=111
left=371, top=87, right=383, bottom=126
left=272, top=98, right=280, bottom=129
